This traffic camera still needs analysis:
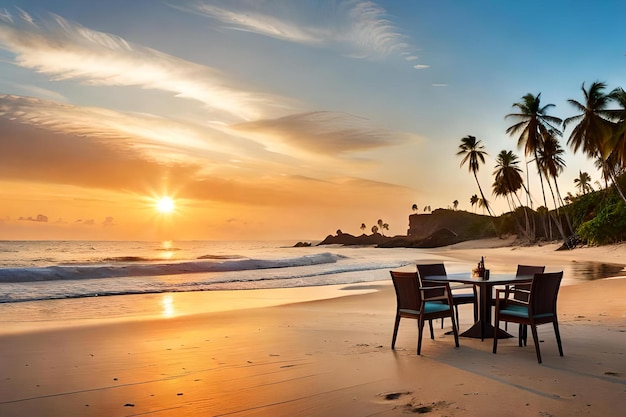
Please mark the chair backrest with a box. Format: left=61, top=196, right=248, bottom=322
left=416, top=263, right=447, bottom=297
left=416, top=263, right=447, bottom=279
left=516, top=265, right=545, bottom=277
left=514, top=265, right=546, bottom=301
left=529, top=271, right=563, bottom=316
left=390, top=271, right=422, bottom=311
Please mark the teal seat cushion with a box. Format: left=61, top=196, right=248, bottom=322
left=399, top=302, right=449, bottom=316
left=424, top=301, right=450, bottom=314
left=500, top=305, right=553, bottom=319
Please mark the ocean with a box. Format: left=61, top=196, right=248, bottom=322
left=0, top=240, right=439, bottom=304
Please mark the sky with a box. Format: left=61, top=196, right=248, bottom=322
left=0, top=0, right=625, bottom=241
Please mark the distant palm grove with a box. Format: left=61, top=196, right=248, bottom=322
left=457, top=82, right=626, bottom=246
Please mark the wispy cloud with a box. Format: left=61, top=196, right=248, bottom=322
left=231, top=111, right=403, bottom=156
left=0, top=10, right=287, bottom=121
left=413, top=64, right=430, bottom=70
left=0, top=94, right=258, bottom=163
left=176, top=0, right=421, bottom=63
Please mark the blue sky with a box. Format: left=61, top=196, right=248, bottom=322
left=0, top=0, right=624, bottom=240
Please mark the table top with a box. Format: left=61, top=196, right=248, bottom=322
left=423, top=272, right=534, bottom=285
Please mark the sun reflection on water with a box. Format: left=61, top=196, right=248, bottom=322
left=159, top=240, right=174, bottom=260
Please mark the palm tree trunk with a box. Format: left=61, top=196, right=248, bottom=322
left=534, top=152, right=551, bottom=240
left=553, top=180, right=574, bottom=235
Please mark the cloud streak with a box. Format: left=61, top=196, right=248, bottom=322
left=176, top=0, right=423, bottom=63
left=231, top=111, right=403, bottom=156
left=0, top=9, right=287, bottom=121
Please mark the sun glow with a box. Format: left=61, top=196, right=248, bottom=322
left=156, top=196, right=175, bottom=214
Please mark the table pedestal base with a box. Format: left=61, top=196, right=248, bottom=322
left=460, top=320, right=512, bottom=339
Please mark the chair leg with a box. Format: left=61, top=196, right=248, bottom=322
left=530, top=324, right=542, bottom=363
left=440, top=318, right=444, bottom=329
left=553, top=319, right=564, bottom=357
left=492, top=312, right=499, bottom=354
left=454, top=305, right=460, bottom=331
left=391, top=314, right=401, bottom=349
left=429, top=319, right=434, bottom=339
left=417, top=316, right=425, bottom=355
left=451, top=312, right=460, bottom=348
left=518, top=324, right=524, bottom=347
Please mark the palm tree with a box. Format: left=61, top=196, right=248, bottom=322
left=371, top=225, right=379, bottom=234
left=382, top=223, right=390, bottom=234
left=452, top=200, right=459, bottom=210
left=574, top=171, right=593, bottom=195
left=457, top=135, right=494, bottom=216
left=564, top=82, right=626, bottom=203
left=411, top=204, right=418, bottom=212
left=360, top=223, right=366, bottom=232
left=506, top=93, right=562, bottom=158
left=470, top=194, right=479, bottom=212
left=537, top=132, right=573, bottom=237
left=492, top=150, right=532, bottom=240
left=377, top=219, right=384, bottom=235
left=606, top=87, right=626, bottom=179
left=506, top=93, right=563, bottom=240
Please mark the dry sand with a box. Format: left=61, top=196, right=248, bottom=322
left=0, top=241, right=624, bottom=416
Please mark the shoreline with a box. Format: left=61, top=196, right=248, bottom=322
left=1, top=238, right=624, bottom=334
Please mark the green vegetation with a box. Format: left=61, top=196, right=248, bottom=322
left=457, top=81, right=626, bottom=246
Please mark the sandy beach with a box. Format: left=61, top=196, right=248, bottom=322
left=0, top=241, right=625, bottom=416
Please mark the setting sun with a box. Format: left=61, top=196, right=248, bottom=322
left=156, top=196, right=175, bottom=214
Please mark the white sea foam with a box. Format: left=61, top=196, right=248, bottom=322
left=0, top=241, right=418, bottom=303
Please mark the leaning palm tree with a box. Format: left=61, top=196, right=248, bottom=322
left=457, top=135, right=494, bottom=216
left=564, top=82, right=626, bottom=203
left=506, top=93, right=563, bottom=239
left=574, top=171, right=594, bottom=195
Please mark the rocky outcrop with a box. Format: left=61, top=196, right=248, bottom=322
left=316, top=209, right=497, bottom=248
left=408, top=209, right=496, bottom=240
left=317, top=232, right=391, bottom=246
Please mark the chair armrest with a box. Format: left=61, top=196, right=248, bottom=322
left=495, top=288, right=528, bottom=307
left=419, top=285, right=450, bottom=302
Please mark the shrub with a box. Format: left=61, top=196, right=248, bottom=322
left=577, top=200, right=626, bottom=245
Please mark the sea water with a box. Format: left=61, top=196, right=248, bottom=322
left=0, top=240, right=451, bottom=304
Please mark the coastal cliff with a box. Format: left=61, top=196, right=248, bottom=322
left=318, top=209, right=495, bottom=248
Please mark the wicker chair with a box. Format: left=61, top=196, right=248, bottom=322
left=503, top=265, right=546, bottom=336
left=390, top=271, right=459, bottom=355
left=416, top=263, right=477, bottom=331
left=493, top=271, right=564, bottom=363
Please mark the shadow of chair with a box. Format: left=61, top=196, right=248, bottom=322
left=390, top=271, right=459, bottom=355
left=416, top=263, right=477, bottom=331
left=493, top=271, right=564, bottom=363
